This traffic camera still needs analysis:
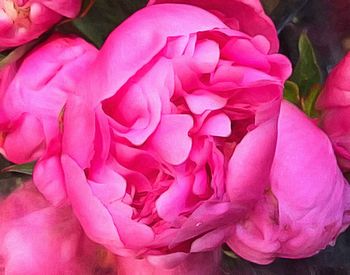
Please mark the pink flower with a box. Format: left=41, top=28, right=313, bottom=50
left=115, top=249, right=222, bottom=275
left=0, top=0, right=82, bottom=50
left=226, top=101, right=350, bottom=264
left=317, top=53, right=350, bottom=171
left=0, top=181, right=118, bottom=274
left=0, top=34, right=98, bottom=205
left=49, top=1, right=290, bottom=268
left=148, top=0, right=279, bottom=53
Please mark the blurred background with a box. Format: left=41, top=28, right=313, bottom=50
left=1, top=0, right=350, bottom=274
left=262, top=0, right=350, bottom=74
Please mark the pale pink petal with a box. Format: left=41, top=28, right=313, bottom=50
left=199, top=112, right=231, bottom=137
left=185, top=90, right=227, bottom=114
left=0, top=181, right=108, bottom=274
left=146, top=114, right=193, bottom=165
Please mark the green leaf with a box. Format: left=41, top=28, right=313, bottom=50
left=57, top=0, right=147, bottom=48
left=283, top=80, right=300, bottom=106
left=1, top=162, right=35, bottom=175
left=290, top=32, right=322, bottom=96
left=301, top=83, right=322, bottom=118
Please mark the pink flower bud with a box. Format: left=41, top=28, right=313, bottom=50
left=226, top=101, right=350, bottom=264
left=0, top=0, right=82, bottom=50
left=0, top=181, right=117, bottom=274
left=317, top=53, right=350, bottom=171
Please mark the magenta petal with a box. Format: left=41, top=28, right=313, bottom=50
left=316, top=53, right=350, bottom=171
left=190, top=226, right=232, bottom=252
left=147, top=114, right=193, bottom=165
left=40, top=0, right=82, bottom=18
left=156, top=176, right=193, bottom=222
left=148, top=0, right=279, bottom=53
left=199, top=113, right=231, bottom=137
left=89, top=166, right=126, bottom=204
left=192, top=39, right=220, bottom=73
left=117, top=251, right=222, bottom=274
left=81, top=4, right=227, bottom=103
left=227, top=101, right=350, bottom=264
left=147, top=252, right=189, bottom=269
left=221, top=38, right=270, bottom=71
left=0, top=181, right=104, bottom=274
left=62, top=96, right=95, bottom=168
left=108, top=202, right=155, bottom=249
left=103, top=59, right=173, bottom=145
left=226, top=117, right=278, bottom=209
left=61, top=154, right=122, bottom=248
left=171, top=201, right=244, bottom=248
left=185, top=90, right=227, bottom=114
left=33, top=155, right=67, bottom=206
left=3, top=114, right=45, bottom=163
left=317, top=53, right=350, bottom=108
left=272, top=102, right=348, bottom=258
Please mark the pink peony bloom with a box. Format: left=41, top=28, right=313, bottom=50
left=148, top=0, right=279, bottom=53
left=0, top=181, right=118, bottom=274
left=226, top=101, right=350, bottom=264
left=317, top=53, right=350, bottom=171
left=50, top=1, right=290, bottom=268
left=0, top=34, right=98, bottom=205
left=115, top=249, right=222, bottom=275
left=0, top=0, right=82, bottom=50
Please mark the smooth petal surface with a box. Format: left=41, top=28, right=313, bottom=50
left=2, top=114, right=45, bottom=163
left=226, top=102, right=279, bottom=212
left=317, top=53, right=350, bottom=171
left=147, top=114, right=193, bottom=165
left=61, top=154, right=123, bottom=250
left=0, top=181, right=113, bottom=274
left=228, top=101, right=350, bottom=264
left=116, top=249, right=222, bottom=275
left=0, top=34, right=98, bottom=165
left=33, top=153, right=67, bottom=206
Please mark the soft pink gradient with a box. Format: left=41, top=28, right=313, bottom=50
left=148, top=0, right=279, bottom=53
left=0, top=0, right=82, bottom=50
left=57, top=2, right=290, bottom=268
left=317, top=53, right=350, bottom=171
left=0, top=34, right=98, bottom=205
left=0, top=181, right=117, bottom=274
left=116, top=249, right=222, bottom=275
left=227, top=101, right=350, bottom=264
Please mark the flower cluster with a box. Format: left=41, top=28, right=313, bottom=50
left=0, top=0, right=350, bottom=273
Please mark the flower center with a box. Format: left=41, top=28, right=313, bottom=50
left=3, top=0, right=30, bottom=27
